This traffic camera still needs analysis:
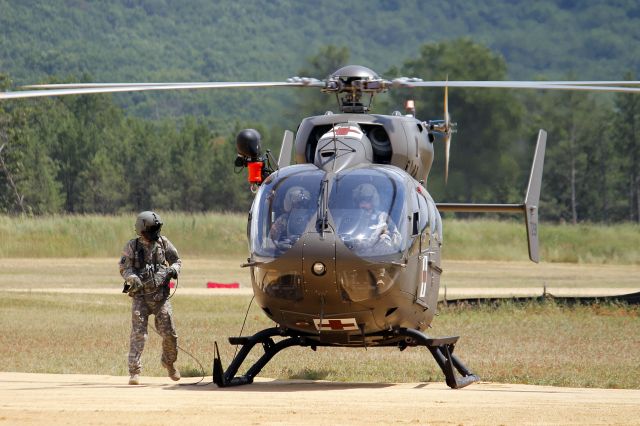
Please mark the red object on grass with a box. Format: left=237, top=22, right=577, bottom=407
left=207, top=282, right=240, bottom=289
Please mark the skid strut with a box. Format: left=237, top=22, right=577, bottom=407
left=213, top=327, right=313, bottom=387
left=213, top=326, right=479, bottom=389
left=399, top=328, right=480, bottom=389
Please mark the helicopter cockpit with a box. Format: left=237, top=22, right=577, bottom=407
left=250, top=164, right=409, bottom=259
left=250, top=165, right=323, bottom=258
left=328, top=168, right=407, bottom=256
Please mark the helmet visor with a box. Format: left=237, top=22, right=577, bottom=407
left=142, top=223, right=162, bottom=240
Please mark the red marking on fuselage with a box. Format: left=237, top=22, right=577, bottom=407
left=320, top=319, right=356, bottom=330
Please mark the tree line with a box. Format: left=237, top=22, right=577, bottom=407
left=0, top=75, right=255, bottom=214
left=1, top=40, right=639, bottom=223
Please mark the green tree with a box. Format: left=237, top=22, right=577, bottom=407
left=77, top=147, right=128, bottom=213
left=530, top=84, right=610, bottom=223
left=0, top=89, right=65, bottom=214
left=43, top=94, right=127, bottom=212
left=612, top=72, right=640, bottom=222
left=164, top=118, right=211, bottom=211
left=391, top=39, right=524, bottom=204
left=120, top=118, right=170, bottom=211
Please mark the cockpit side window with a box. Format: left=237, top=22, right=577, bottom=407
left=416, top=190, right=429, bottom=233
left=251, top=166, right=324, bottom=257
left=415, top=189, right=433, bottom=253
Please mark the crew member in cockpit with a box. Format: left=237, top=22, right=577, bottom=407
left=270, top=186, right=313, bottom=245
left=352, top=183, right=400, bottom=251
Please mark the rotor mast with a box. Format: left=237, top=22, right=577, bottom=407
left=321, top=65, right=388, bottom=113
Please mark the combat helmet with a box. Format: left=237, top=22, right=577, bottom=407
left=135, top=211, right=163, bottom=241
left=352, top=183, right=379, bottom=208
left=284, top=186, right=311, bottom=212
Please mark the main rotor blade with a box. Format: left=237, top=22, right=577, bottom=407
left=394, top=81, right=640, bottom=93
left=541, top=81, right=640, bottom=86
left=0, top=81, right=323, bottom=100
left=414, top=80, right=640, bottom=87
left=23, top=83, right=210, bottom=89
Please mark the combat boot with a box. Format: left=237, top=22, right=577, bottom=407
left=162, top=360, right=181, bottom=381
left=129, top=374, right=140, bottom=385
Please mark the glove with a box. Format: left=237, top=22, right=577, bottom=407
left=126, top=276, right=143, bottom=296
left=161, top=266, right=178, bottom=287
left=167, top=266, right=178, bottom=279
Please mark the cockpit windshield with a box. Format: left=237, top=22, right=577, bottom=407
left=328, top=167, right=407, bottom=256
left=250, top=165, right=408, bottom=258
left=251, top=165, right=324, bottom=257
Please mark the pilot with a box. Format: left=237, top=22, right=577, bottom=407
left=270, top=186, right=312, bottom=244
left=119, top=211, right=182, bottom=386
left=352, top=183, right=400, bottom=250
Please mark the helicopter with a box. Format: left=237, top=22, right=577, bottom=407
left=2, top=65, right=640, bottom=389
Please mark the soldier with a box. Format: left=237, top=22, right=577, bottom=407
left=119, top=211, right=182, bottom=385
left=351, top=183, right=400, bottom=252
left=269, top=186, right=313, bottom=244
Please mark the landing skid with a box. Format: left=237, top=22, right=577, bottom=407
left=212, top=327, right=479, bottom=389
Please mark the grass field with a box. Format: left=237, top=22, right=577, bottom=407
left=1, top=214, right=639, bottom=263
left=1, top=291, right=638, bottom=389
left=3, top=258, right=639, bottom=293
left=1, top=214, right=639, bottom=389
left=1, top=257, right=638, bottom=389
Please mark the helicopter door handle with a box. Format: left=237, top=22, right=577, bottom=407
left=390, top=261, right=407, bottom=268
left=241, top=261, right=263, bottom=268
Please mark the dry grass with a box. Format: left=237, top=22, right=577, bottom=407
left=1, top=292, right=638, bottom=389
left=441, top=260, right=640, bottom=290
left=0, top=212, right=248, bottom=258
left=1, top=256, right=638, bottom=388
left=1, top=214, right=640, bottom=264
left=1, top=257, right=249, bottom=289
left=2, top=258, right=638, bottom=292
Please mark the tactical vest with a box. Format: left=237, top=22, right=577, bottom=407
left=133, top=237, right=169, bottom=298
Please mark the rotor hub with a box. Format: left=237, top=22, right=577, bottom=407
left=323, top=65, right=389, bottom=113
left=330, top=65, right=380, bottom=81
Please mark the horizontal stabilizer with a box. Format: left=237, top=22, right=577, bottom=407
left=436, top=129, right=547, bottom=262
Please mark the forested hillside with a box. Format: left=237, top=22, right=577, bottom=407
left=3, top=0, right=640, bottom=82
left=2, top=0, right=640, bottom=121
left=0, top=1, right=639, bottom=222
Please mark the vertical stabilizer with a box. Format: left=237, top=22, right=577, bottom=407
left=523, top=130, right=547, bottom=263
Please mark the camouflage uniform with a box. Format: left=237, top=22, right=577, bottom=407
left=269, top=186, right=313, bottom=242
left=119, top=235, right=182, bottom=376
left=269, top=213, right=290, bottom=241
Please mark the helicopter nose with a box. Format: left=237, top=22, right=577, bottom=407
left=301, top=232, right=339, bottom=298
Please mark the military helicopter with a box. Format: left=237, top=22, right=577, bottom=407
left=2, top=65, right=640, bottom=389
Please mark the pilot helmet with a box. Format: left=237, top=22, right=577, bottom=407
left=353, top=183, right=379, bottom=208
left=135, top=211, right=163, bottom=241
left=284, top=186, right=311, bottom=212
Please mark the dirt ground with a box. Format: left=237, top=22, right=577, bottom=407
left=1, top=372, right=639, bottom=425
